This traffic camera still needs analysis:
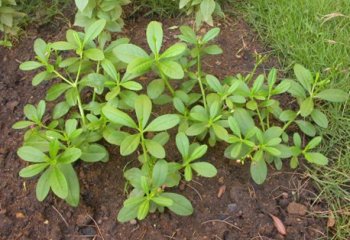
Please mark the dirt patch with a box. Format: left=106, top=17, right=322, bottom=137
left=0, top=17, right=327, bottom=240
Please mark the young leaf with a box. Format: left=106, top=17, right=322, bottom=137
left=147, top=21, right=163, bottom=55
left=80, top=144, right=108, bottom=162
left=295, top=120, right=316, bottom=137
left=84, top=19, right=107, bottom=44
left=147, top=79, right=165, bottom=99
left=117, top=204, right=139, bottom=223
left=19, top=61, right=43, bottom=71
left=50, top=167, right=68, bottom=199
left=102, top=105, right=137, bottom=128
left=250, top=158, right=267, bottom=185
left=200, top=0, right=216, bottom=22
left=161, top=193, right=193, bottom=216
left=189, top=145, right=208, bottom=161
left=12, top=121, right=35, bottom=129
left=137, top=200, right=150, bottom=220
left=305, top=136, right=322, bottom=150
left=120, top=134, right=140, bottom=156
left=60, top=164, right=80, bottom=207
left=202, top=27, right=220, bottom=43
left=114, top=44, right=148, bottom=64
left=315, top=89, right=348, bottom=102
left=59, top=148, right=82, bottom=164
left=300, top=97, right=314, bottom=117
left=158, top=60, right=184, bottom=80
left=36, top=168, right=51, bottom=201
left=151, top=197, right=173, bottom=207
left=191, top=162, right=217, bottom=178
left=152, top=160, right=168, bottom=188
left=18, top=146, right=46, bottom=163
left=145, top=114, right=180, bottom=132
left=311, top=109, right=328, bottom=128
left=304, top=152, right=328, bottom=166
left=161, top=43, right=187, bottom=59
left=294, top=64, right=312, bottom=92
left=176, top=132, right=189, bottom=159
left=19, top=163, right=49, bottom=178
left=135, top=95, right=152, bottom=128
left=145, top=140, right=165, bottom=159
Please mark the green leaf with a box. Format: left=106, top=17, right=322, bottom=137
left=250, top=159, right=267, bottom=185
left=306, top=136, right=322, bottom=150
left=145, top=139, right=165, bottom=159
left=203, top=45, right=223, bottom=55
left=120, top=134, right=140, bottom=156
left=191, top=162, right=217, bottom=178
left=206, top=75, right=222, bottom=93
left=46, top=83, right=71, bottom=101
left=18, top=146, right=46, bottom=163
left=135, top=95, right=152, bottom=128
left=51, top=41, right=75, bottom=51
left=145, top=114, right=180, bottom=132
left=19, top=61, right=43, bottom=71
left=186, top=123, right=207, bottom=136
left=202, top=28, right=220, bottom=43
left=295, top=120, right=316, bottom=137
left=127, top=57, right=153, bottom=75
left=264, top=147, right=281, bottom=156
left=161, top=43, right=186, bottom=59
left=152, top=159, right=168, bottom=187
left=50, top=167, right=68, bottom=199
left=189, top=145, right=208, bottom=161
left=151, top=197, right=173, bottom=207
left=146, top=21, right=163, bottom=54
left=200, top=0, right=216, bottom=22
left=176, top=132, right=189, bottom=159
left=179, top=0, right=191, bottom=8
left=293, top=133, right=302, bottom=147
left=147, top=79, right=165, bottom=99
left=53, top=101, right=70, bottom=119
left=300, top=97, right=314, bottom=117
left=103, top=128, right=128, bottom=146
left=121, top=81, right=142, bottom=91
left=101, top=59, right=118, bottom=80
left=75, top=0, right=89, bottom=11
left=158, top=60, right=184, bottom=79
left=59, top=148, right=81, bottom=164
left=161, top=193, right=193, bottom=216
left=80, top=144, right=108, bottom=162
left=34, top=38, right=47, bottom=60
left=117, top=204, right=139, bottom=223
left=294, top=64, right=312, bottom=92
left=84, top=19, right=106, bottom=44
left=212, top=124, right=228, bottom=141
left=19, top=163, right=49, bottom=178
left=60, top=164, right=80, bottom=207
left=304, top=152, right=328, bottom=166
left=36, top=168, right=51, bottom=201
left=32, top=71, right=49, bottom=86
left=12, top=121, right=34, bottom=129
left=84, top=48, right=105, bottom=61
left=102, top=105, right=137, bottom=128
left=233, top=108, right=255, bottom=136
left=228, top=117, right=241, bottom=136
left=279, top=110, right=297, bottom=122
left=311, top=109, right=328, bottom=128
left=113, top=44, right=148, bottom=64
left=184, top=165, right=193, bottom=181
left=137, top=200, right=150, bottom=220
left=315, top=89, right=348, bottom=102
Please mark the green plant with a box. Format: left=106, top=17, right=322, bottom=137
left=0, top=0, right=25, bottom=47
left=179, top=0, right=224, bottom=28
left=14, top=19, right=348, bottom=224
left=74, top=0, right=130, bottom=32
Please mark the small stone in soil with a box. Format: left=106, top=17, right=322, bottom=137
left=76, top=214, right=92, bottom=226
left=79, top=226, right=96, bottom=236
left=227, top=203, right=238, bottom=213
left=287, top=202, right=307, bottom=216
left=129, top=219, right=137, bottom=225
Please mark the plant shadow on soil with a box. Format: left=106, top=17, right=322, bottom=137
left=0, top=17, right=327, bottom=240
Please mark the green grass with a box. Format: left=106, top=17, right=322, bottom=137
left=238, top=0, right=350, bottom=239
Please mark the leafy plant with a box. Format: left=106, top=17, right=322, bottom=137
left=179, top=0, right=223, bottom=28
left=0, top=0, right=25, bottom=47
left=14, top=18, right=349, bottom=224
left=74, top=0, right=130, bottom=32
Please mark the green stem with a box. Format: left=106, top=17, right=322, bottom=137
left=282, top=111, right=300, bottom=131
left=197, top=52, right=207, bottom=110
left=160, top=71, right=175, bottom=96
left=53, top=70, right=73, bottom=85
left=256, top=107, right=265, bottom=131
left=76, top=90, right=86, bottom=127
left=140, top=133, right=153, bottom=177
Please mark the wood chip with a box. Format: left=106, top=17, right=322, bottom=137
left=327, top=211, right=336, bottom=228
left=269, top=214, right=286, bottom=236
left=217, top=185, right=226, bottom=198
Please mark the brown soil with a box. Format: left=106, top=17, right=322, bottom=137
left=0, top=17, right=327, bottom=240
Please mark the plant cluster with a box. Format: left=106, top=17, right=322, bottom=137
left=14, top=19, right=348, bottom=222
left=0, top=0, right=25, bottom=46
left=74, top=0, right=130, bottom=32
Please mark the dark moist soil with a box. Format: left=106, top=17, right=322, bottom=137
left=0, top=17, right=327, bottom=240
